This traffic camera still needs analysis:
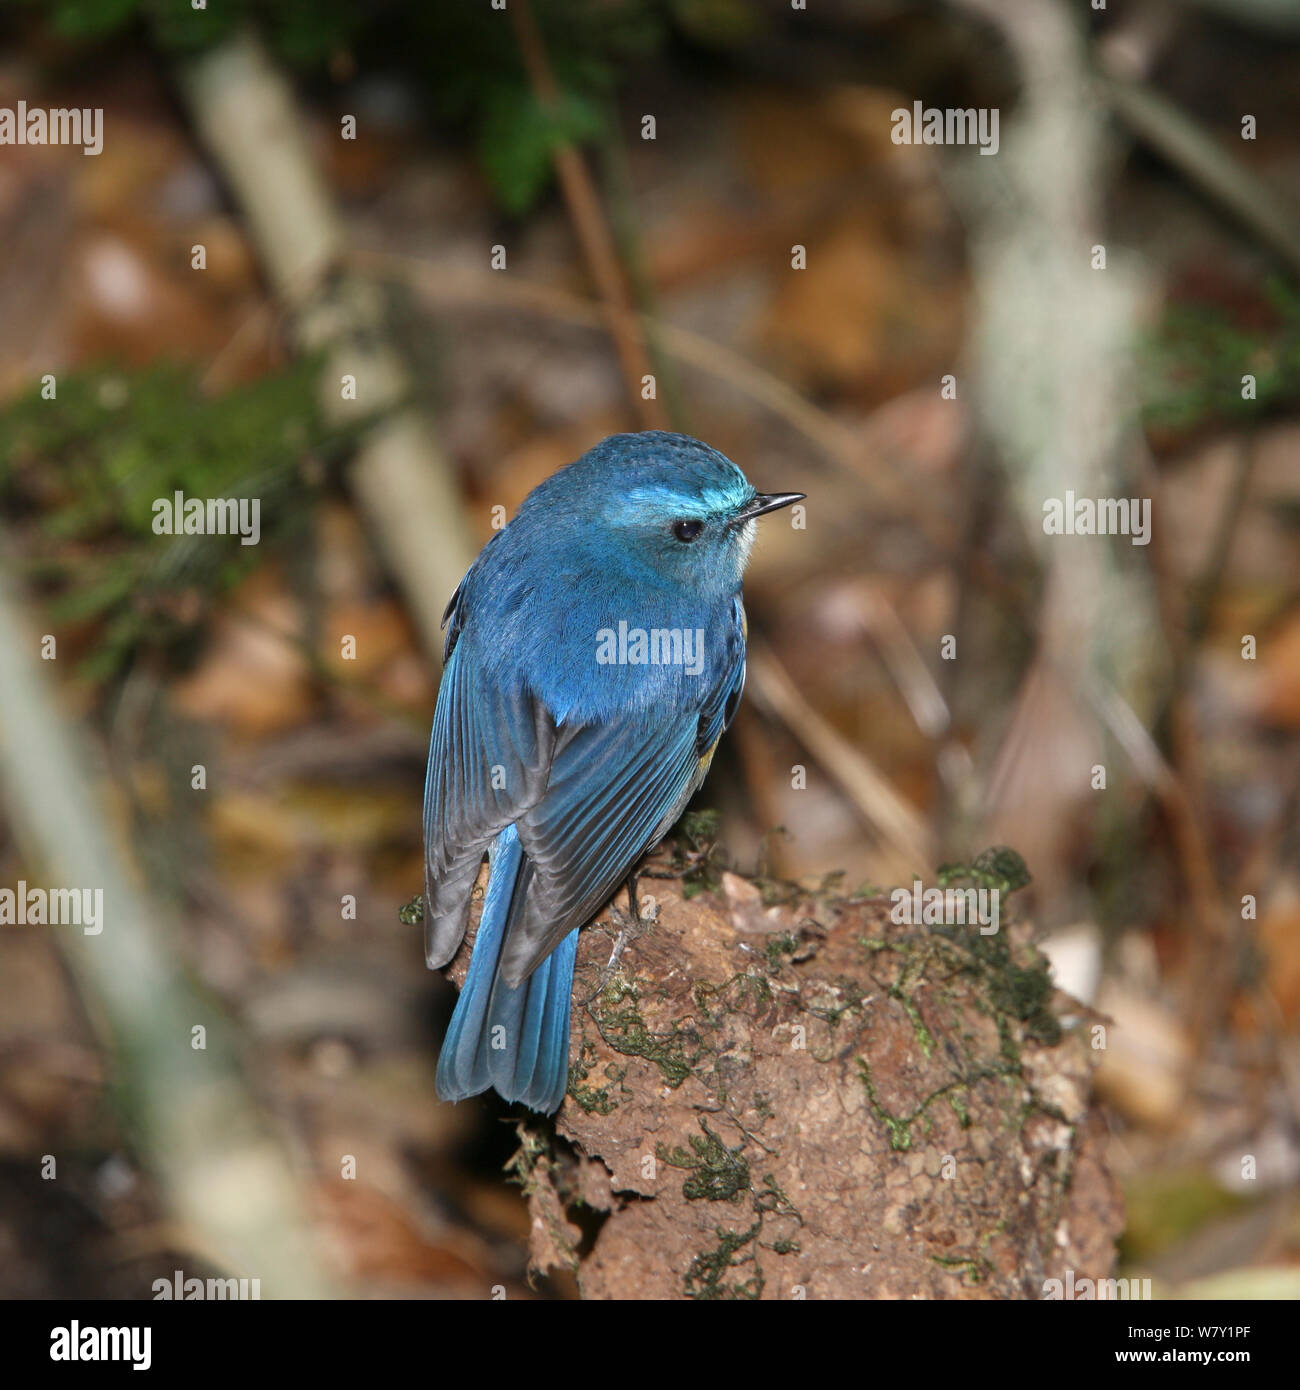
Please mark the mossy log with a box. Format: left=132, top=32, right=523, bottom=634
left=443, top=846, right=1121, bottom=1300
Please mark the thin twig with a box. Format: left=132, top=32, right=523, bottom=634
left=1139, top=457, right=1234, bottom=1051
left=1101, top=71, right=1300, bottom=279
left=510, top=0, right=667, bottom=430
left=747, top=641, right=935, bottom=876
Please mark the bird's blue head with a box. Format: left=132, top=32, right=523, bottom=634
left=522, top=431, right=803, bottom=600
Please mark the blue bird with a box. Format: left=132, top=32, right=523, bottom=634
left=424, top=431, right=803, bottom=1112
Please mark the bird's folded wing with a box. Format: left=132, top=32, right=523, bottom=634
left=426, top=580, right=747, bottom=985
left=699, top=600, right=747, bottom=758
left=422, top=640, right=555, bottom=968
left=499, top=638, right=747, bottom=989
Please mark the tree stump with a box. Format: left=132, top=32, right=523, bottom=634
left=444, top=845, right=1122, bottom=1299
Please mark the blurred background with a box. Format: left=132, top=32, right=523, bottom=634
left=0, top=0, right=1297, bottom=1299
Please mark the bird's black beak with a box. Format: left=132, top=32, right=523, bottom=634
left=732, top=491, right=805, bottom=525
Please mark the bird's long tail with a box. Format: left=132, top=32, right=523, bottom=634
left=435, top=824, right=578, bottom=1113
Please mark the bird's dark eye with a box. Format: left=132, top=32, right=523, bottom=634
left=672, top=519, right=704, bottom=542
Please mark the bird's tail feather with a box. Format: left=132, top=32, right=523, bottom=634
left=435, top=824, right=577, bottom=1113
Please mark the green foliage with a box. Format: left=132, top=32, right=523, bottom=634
left=667, top=0, right=763, bottom=48
left=410, top=0, right=663, bottom=214
left=937, top=846, right=1031, bottom=897
left=1142, top=276, right=1300, bottom=432
left=28, top=0, right=369, bottom=62
left=477, top=83, right=604, bottom=215
left=0, top=357, right=353, bottom=684
left=42, top=0, right=140, bottom=40
left=17, top=0, right=675, bottom=214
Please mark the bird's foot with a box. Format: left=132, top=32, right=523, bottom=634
left=586, top=877, right=657, bottom=1001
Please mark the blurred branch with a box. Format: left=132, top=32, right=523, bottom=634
left=361, top=253, right=892, bottom=490
left=1185, top=439, right=1258, bottom=652
left=1101, top=70, right=1300, bottom=278
left=957, top=0, right=1235, bottom=1062
left=597, top=116, right=692, bottom=429
left=178, top=27, right=475, bottom=663
left=1092, top=10, right=1272, bottom=1047
left=1140, top=459, right=1236, bottom=1048
left=510, top=0, right=668, bottom=430
left=952, top=0, right=1180, bottom=899
left=0, top=544, right=332, bottom=1295
left=857, top=588, right=979, bottom=818
left=1086, top=673, right=1222, bottom=958
left=748, top=642, right=936, bottom=876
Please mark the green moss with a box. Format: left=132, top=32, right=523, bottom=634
left=503, top=1121, right=551, bottom=1193
left=936, top=846, right=1031, bottom=897
left=675, top=1163, right=803, bottom=1297
left=857, top=1057, right=1010, bottom=1153
left=673, top=809, right=727, bottom=898
left=931, top=1254, right=983, bottom=1285
left=965, top=934, right=1061, bottom=1050
left=802, top=978, right=870, bottom=1029
left=693, top=971, right=772, bottom=1024
left=932, top=1216, right=1012, bottom=1289
left=567, top=1043, right=626, bottom=1115
left=926, top=852, right=1061, bottom=1052
left=658, top=1120, right=750, bottom=1204
left=887, top=983, right=937, bottom=1060
left=763, top=932, right=799, bottom=971
left=588, top=974, right=697, bottom=1087
left=753, top=1173, right=800, bottom=1221
left=857, top=1059, right=917, bottom=1152
left=639, top=810, right=729, bottom=900
left=683, top=1222, right=763, bottom=1300
left=660, top=1122, right=800, bottom=1298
